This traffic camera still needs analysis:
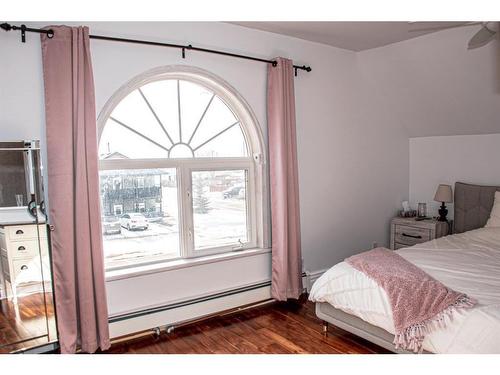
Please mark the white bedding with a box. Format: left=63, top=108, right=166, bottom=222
left=309, top=227, right=500, bottom=353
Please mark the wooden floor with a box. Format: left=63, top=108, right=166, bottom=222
left=0, top=292, right=56, bottom=353
left=107, top=300, right=390, bottom=354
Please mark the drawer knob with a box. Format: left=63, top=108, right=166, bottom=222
left=15, top=230, right=24, bottom=235
left=402, top=233, right=422, bottom=239
left=18, top=246, right=26, bottom=251
left=20, top=265, right=28, bottom=271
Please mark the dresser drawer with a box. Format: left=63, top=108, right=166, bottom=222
left=8, top=240, right=42, bottom=260
left=11, top=258, right=42, bottom=283
left=394, top=224, right=431, bottom=245
left=6, top=225, right=47, bottom=241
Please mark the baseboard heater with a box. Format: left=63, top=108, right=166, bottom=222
left=109, top=273, right=307, bottom=342
left=109, top=280, right=273, bottom=340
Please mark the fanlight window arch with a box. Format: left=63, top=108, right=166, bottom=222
left=99, top=79, right=249, bottom=160
left=97, top=67, right=265, bottom=271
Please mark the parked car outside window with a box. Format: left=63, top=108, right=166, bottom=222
left=120, top=213, right=149, bottom=231
left=102, top=216, right=121, bottom=235
left=222, top=186, right=244, bottom=199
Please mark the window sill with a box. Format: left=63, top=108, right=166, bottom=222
left=105, top=247, right=271, bottom=282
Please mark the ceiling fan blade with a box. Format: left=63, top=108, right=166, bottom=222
left=408, top=22, right=482, bottom=33
left=468, top=25, right=497, bottom=49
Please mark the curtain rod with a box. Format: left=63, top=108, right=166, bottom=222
left=1, top=22, right=312, bottom=76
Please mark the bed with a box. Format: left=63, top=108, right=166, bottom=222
left=309, top=182, right=500, bottom=354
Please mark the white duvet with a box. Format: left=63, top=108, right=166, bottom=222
left=309, top=227, right=500, bottom=353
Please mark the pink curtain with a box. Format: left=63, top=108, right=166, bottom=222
left=41, top=26, right=110, bottom=353
left=267, top=57, right=303, bottom=301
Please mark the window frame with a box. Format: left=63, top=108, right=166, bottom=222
left=185, top=161, right=257, bottom=258
left=97, top=66, right=268, bottom=272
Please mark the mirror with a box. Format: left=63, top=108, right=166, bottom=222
left=0, top=141, right=57, bottom=353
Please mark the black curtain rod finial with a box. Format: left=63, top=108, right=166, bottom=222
left=1, top=22, right=54, bottom=41
left=0, top=22, right=12, bottom=32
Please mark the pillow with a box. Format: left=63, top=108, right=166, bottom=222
left=485, top=191, right=500, bottom=227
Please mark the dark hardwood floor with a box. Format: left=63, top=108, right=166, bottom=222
left=0, top=292, right=56, bottom=353
left=107, top=300, right=390, bottom=354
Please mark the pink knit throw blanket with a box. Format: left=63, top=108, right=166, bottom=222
left=345, top=247, right=476, bottom=352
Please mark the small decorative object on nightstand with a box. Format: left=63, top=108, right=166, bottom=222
left=417, top=202, right=427, bottom=218
left=434, top=184, right=453, bottom=222
left=390, top=216, right=449, bottom=250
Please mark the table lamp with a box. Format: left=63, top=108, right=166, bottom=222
left=434, top=184, right=453, bottom=222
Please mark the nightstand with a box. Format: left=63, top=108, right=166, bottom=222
left=390, top=217, right=449, bottom=250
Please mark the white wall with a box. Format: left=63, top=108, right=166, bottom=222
left=0, top=22, right=409, bottom=326
left=409, top=134, right=500, bottom=218
left=357, top=26, right=500, bottom=138
left=356, top=26, right=500, bottom=223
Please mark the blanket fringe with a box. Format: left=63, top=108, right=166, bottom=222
left=393, top=295, right=476, bottom=353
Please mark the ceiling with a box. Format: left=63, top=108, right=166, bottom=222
left=231, top=22, right=472, bottom=51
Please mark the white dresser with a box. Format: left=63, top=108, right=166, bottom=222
left=0, top=223, right=48, bottom=302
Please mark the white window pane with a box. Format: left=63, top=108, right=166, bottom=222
left=179, top=80, right=213, bottom=145
left=99, top=120, right=168, bottom=159
left=169, top=143, right=194, bottom=158
left=192, top=170, right=248, bottom=251
left=140, top=80, right=180, bottom=144
left=194, top=125, right=248, bottom=158
left=100, top=168, right=179, bottom=269
left=189, top=96, right=238, bottom=149
left=111, top=90, right=173, bottom=148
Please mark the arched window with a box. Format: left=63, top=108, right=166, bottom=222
left=98, top=66, right=265, bottom=270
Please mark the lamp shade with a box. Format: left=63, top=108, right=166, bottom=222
left=434, top=184, right=453, bottom=203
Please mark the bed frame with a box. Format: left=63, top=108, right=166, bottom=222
left=316, top=181, right=500, bottom=353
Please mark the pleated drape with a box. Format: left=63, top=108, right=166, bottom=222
left=267, top=57, right=303, bottom=301
left=41, top=25, right=110, bottom=353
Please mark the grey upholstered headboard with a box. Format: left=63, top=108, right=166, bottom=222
left=454, top=182, right=500, bottom=234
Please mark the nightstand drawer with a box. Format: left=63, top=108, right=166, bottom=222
left=394, top=224, right=431, bottom=245
left=394, top=243, right=409, bottom=250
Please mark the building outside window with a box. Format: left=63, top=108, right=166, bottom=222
left=113, top=204, right=123, bottom=216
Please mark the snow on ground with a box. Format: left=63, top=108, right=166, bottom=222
left=102, top=189, right=247, bottom=269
